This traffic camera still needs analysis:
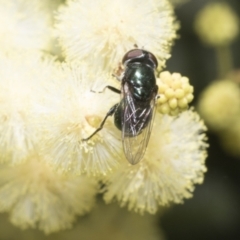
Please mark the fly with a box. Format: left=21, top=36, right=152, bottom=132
left=82, top=48, right=159, bottom=165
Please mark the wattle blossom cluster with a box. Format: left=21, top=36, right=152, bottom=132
left=195, top=2, right=239, bottom=47
left=157, top=71, right=194, bottom=116
left=0, top=0, right=208, bottom=235
left=195, top=2, right=240, bottom=157
left=55, top=0, right=178, bottom=72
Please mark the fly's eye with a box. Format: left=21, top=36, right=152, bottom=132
left=122, top=49, right=144, bottom=65
left=122, top=49, right=158, bottom=69
left=147, top=52, right=158, bottom=69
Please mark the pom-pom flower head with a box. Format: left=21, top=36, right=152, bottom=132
left=0, top=155, right=98, bottom=234
left=41, top=62, right=122, bottom=176
left=0, top=199, right=165, bottom=240
left=104, top=109, right=208, bottom=214
left=194, top=2, right=239, bottom=47
left=0, top=52, right=57, bottom=165
left=198, top=80, right=240, bottom=131
left=0, top=0, right=53, bottom=53
left=157, top=71, right=194, bottom=116
left=55, top=0, right=177, bottom=72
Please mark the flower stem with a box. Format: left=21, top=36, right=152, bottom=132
left=216, top=45, right=233, bottom=79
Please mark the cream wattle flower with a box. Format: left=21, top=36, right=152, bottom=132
left=0, top=0, right=53, bottom=53
left=0, top=52, right=57, bottom=165
left=198, top=80, right=240, bottom=131
left=194, top=2, right=239, bottom=46
left=55, top=0, right=177, bottom=72
left=0, top=155, right=98, bottom=234
left=40, top=62, right=122, bottom=176
left=103, top=109, right=208, bottom=214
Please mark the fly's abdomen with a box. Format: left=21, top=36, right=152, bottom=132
left=114, top=99, right=152, bottom=137
left=113, top=100, right=123, bottom=131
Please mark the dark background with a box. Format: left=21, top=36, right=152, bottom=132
left=161, top=0, right=240, bottom=239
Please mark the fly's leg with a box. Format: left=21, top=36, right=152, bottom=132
left=91, top=86, right=121, bottom=94
left=84, top=84, right=120, bottom=140
left=82, top=103, right=119, bottom=141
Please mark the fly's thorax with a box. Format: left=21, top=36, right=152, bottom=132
left=123, top=63, right=157, bottom=101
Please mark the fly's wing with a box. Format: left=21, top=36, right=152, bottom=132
left=122, top=84, right=156, bottom=165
